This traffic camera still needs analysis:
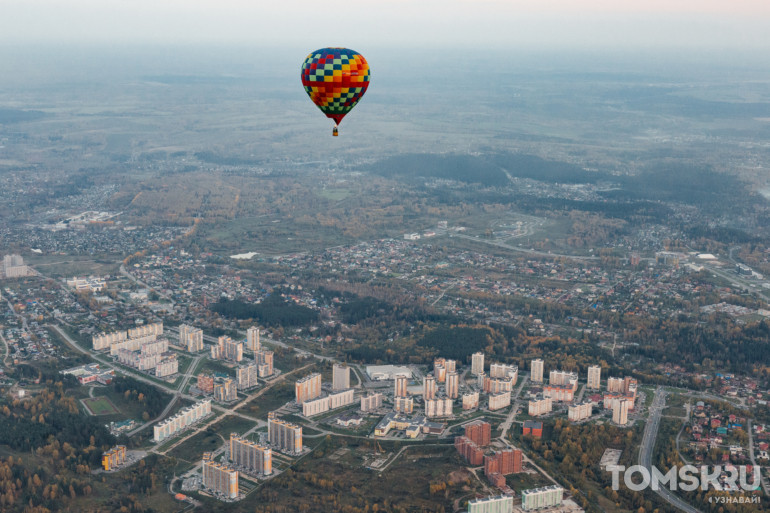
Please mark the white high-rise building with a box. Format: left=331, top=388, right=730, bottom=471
left=424, top=374, right=437, bottom=400
left=531, top=359, right=544, bottom=383
left=179, top=324, right=204, bottom=353
left=446, top=371, right=459, bottom=399
left=471, top=352, right=485, bottom=376
left=613, top=398, right=630, bottom=426
left=333, top=363, right=350, bottom=391
left=468, top=495, right=514, bottom=513
left=587, top=365, right=601, bottom=390
left=246, top=327, right=260, bottom=352
left=521, top=486, right=563, bottom=511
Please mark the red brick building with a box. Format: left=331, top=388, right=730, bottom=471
left=464, top=420, right=491, bottom=447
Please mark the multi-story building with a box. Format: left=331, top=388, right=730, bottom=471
left=542, top=384, right=574, bottom=403
left=153, top=399, right=212, bottom=442
left=140, top=338, right=169, bottom=356
left=607, top=377, right=625, bottom=393
left=246, top=326, right=260, bottom=352
left=464, top=420, right=491, bottom=447
left=255, top=350, right=274, bottom=377
left=521, top=486, right=563, bottom=511
left=531, top=359, right=544, bottom=383
left=179, top=324, right=204, bottom=353
left=197, top=373, right=214, bottom=394
left=483, top=376, right=515, bottom=395
left=423, top=374, right=437, bottom=400
left=394, top=396, right=414, bottom=414
left=549, top=370, right=578, bottom=391
left=528, top=396, right=553, bottom=417
left=101, top=445, right=126, bottom=471
left=488, top=391, right=511, bottom=411
left=333, top=363, right=350, bottom=390
left=462, top=391, right=480, bottom=410
left=446, top=371, right=459, bottom=399
left=329, top=388, right=355, bottom=409
left=268, top=413, right=303, bottom=453
left=484, top=448, right=523, bottom=476
left=467, top=495, right=514, bottom=513
left=214, top=378, right=238, bottom=402
left=489, top=363, right=518, bottom=382
left=471, top=352, right=485, bottom=376
left=155, top=357, right=178, bottom=378
left=303, top=396, right=330, bottom=417
left=613, top=398, right=630, bottom=426
left=128, top=322, right=163, bottom=339
left=455, top=436, right=484, bottom=466
left=2, top=254, right=30, bottom=278
left=603, top=392, right=635, bottom=411
left=424, top=397, right=453, bottom=418
left=360, top=392, right=383, bottom=412
left=230, top=433, right=272, bottom=475
left=211, top=336, right=243, bottom=363
left=394, top=374, right=409, bottom=398
left=568, top=402, right=593, bottom=422
left=202, top=452, right=239, bottom=499
left=110, top=334, right=157, bottom=355
left=302, top=389, right=356, bottom=417
left=236, top=363, right=258, bottom=390
left=295, top=373, right=322, bottom=404
left=92, top=331, right=127, bottom=351
left=587, top=365, right=601, bottom=390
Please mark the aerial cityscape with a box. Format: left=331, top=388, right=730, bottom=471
left=2, top=2, right=770, bottom=513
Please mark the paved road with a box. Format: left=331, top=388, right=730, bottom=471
left=747, top=419, right=770, bottom=496
left=639, top=387, right=702, bottom=513
left=499, top=374, right=528, bottom=440
left=447, top=232, right=600, bottom=262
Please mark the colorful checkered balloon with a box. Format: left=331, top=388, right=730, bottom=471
left=301, top=48, right=370, bottom=128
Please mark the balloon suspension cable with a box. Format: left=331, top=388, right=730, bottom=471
left=333, top=125, right=339, bottom=137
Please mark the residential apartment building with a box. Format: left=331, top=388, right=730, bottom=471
left=333, top=363, right=350, bottom=391
left=211, top=336, right=243, bottom=363
left=246, top=326, right=260, bottom=352
left=530, top=359, right=544, bottom=383
left=360, top=392, right=383, bottom=412
left=424, top=397, right=453, bottom=418
left=587, top=365, right=601, bottom=390
left=295, top=373, right=322, bottom=404
left=446, top=371, right=459, bottom=399
left=528, top=396, right=553, bottom=417
left=153, top=399, right=212, bottom=442
left=394, top=374, right=408, bottom=398
left=394, top=396, right=414, bottom=414
left=424, top=374, right=437, bottom=400
left=267, top=413, right=303, bottom=453
left=214, top=378, right=238, bottom=402
left=464, top=420, right=491, bottom=447
left=179, top=324, right=204, bottom=353
left=488, top=391, right=511, bottom=411
left=236, top=363, right=258, bottom=390
left=462, top=391, right=480, bottom=410
left=202, top=452, right=238, bottom=499
left=612, top=398, right=630, bottom=426
left=568, top=402, right=593, bottom=422
left=230, top=433, right=272, bottom=476
left=542, top=384, right=574, bottom=402
left=101, top=445, right=126, bottom=471
left=471, top=352, right=485, bottom=376
left=521, top=486, right=563, bottom=511
left=549, top=370, right=578, bottom=391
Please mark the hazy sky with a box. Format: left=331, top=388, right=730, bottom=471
left=2, top=0, right=769, bottom=51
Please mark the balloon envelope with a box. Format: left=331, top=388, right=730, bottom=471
left=301, top=48, right=370, bottom=126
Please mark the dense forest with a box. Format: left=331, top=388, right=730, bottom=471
left=112, top=376, right=172, bottom=418
left=211, top=293, right=320, bottom=327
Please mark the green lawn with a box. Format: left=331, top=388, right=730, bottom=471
left=81, top=396, right=120, bottom=415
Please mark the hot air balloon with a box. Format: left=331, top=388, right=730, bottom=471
left=301, top=48, right=370, bottom=136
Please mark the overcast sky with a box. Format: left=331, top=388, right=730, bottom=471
left=2, top=0, right=769, bottom=51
